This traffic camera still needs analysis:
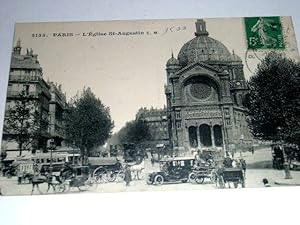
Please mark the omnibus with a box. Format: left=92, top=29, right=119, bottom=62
left=31, top=153, right=81, bottom=174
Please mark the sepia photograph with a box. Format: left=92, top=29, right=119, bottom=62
left=0, top=16, right=300, bottom=196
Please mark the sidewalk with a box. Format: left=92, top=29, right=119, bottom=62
left=273, top=170, right=300, bottom=186
left=274, top=178, right=300, bottom=186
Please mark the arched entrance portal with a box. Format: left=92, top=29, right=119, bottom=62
left=213, top=125, right=223, bottom=147
left=199, top=124, right=212, bottom=147
left=188, top=126, right=198, bottom=147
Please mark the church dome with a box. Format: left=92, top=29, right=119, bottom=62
left=166, top=53, right=180, bottom=67
left=178, top=19, right=236, bottom=67
left=231, top=51, right=242, bottom=62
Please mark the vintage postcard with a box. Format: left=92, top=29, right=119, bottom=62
left=0, top=16, right=299, bottom=196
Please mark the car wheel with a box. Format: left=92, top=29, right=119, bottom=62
left=154, top=174, right=164, bottom=185
left=195, top=176, right=204, bottom=184
left=188, top=172, right=196, bottom=183
left=146, top=175, right=153, bottom=185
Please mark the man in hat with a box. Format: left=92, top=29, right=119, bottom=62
left=124, top=164, right=132, bottom=186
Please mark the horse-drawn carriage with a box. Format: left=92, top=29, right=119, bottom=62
left=58, top=165, right=97, bottom=192
left=31, top=165, right=97, bottom=194
left=214, top=167, right=245, bottom=188
left=89, top=156, right=145, bottom=183
left=188, top=165, right=215, bottom=184
left=89, top=157, right=125, bottom=183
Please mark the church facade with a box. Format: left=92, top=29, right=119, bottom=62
left=165, top=19, right=251, bottom=154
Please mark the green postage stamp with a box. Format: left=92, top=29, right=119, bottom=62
left=245, top=16, right=285, bottom=49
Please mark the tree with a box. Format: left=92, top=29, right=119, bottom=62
left=65, top=87, right=114, bottom=157
left=118, top=118, right=152, bottom=146
left=246, top=52, right=300, bottom=146
left=4, top=91, right=45, bottom=156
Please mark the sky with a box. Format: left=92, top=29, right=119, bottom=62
left=12, top=17, right=299, bottom=132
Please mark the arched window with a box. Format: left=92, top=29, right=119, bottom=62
left=213, top=125, right=223, bottom=147
left=199, top=124, right=212, bottom=147
left=188, top=126, right=198, bottom=147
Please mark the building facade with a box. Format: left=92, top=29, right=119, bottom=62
left=136, top=107, right=169, bottom=147
left=48, top=82, right=66, bottom=147
left=2, top=40, right=66, bottom=152
left=165, top=19, right=251, bottom=154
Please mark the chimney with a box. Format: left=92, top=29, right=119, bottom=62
left=13, top=38, right=22, bottom=55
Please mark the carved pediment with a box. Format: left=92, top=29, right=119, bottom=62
left=170, top=62, right=221, bottom=82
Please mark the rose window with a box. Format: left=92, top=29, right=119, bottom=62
left=190, top=82, right=212, bottom=100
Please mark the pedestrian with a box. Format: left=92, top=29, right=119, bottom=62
left=17, top=168, right=23, bottom=185
left=223, top=155, right=233, bottom=168
left=0, top=187, right=2, bottom=196
left=31, top=170, right=44, bottom=195
left=232, top=159, right=238, bottom=168
left=45, top=173, right=56, bottom=193
left=151, top=157, right=155, bottom=166
left=124, top=164, right=132, bottom=186
left=262, top=178, right=271, bottom=187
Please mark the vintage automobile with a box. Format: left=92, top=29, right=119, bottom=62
left=147, top=157, right=195, bottom=185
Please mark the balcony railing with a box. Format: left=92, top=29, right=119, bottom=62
left=6, top=91, right=39, bottom=98
left=9, top=74, right=41, bottom=82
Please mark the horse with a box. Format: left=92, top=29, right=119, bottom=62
left=130, top=159, right=145, bottom=180
left=31, top=173, right=63, bottom=194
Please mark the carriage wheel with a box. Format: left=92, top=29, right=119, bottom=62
left=5, top=171, right=12, bottom=178
left=116, top=170, right=125, bottom=181
left=154, top=175, right=164, bottom=185
left=188, top=172, right=196, bottom=183
left=93, top=167, right=107, bottom=183
left=57, top=182, right=68, bottom=193
left=106, top=171, right=117, bottom=182
left=195, top=176, right=204, bottom=184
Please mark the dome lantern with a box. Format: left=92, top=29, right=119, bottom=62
left=195, top=19, right=209, bottom=37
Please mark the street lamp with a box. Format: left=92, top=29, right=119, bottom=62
left=49, top=138, right=56, bottom=175
left=276, top=126, right=292, bottom=179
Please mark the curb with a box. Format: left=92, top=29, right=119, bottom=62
left=274, top=181, right=300, bottom=186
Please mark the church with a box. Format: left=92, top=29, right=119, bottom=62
left=165, top=19, right=252, bottom=155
